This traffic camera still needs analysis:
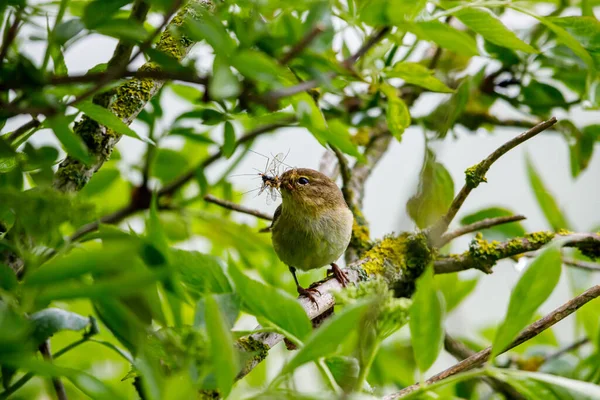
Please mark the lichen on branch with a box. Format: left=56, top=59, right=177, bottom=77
left=53, top=1, right=210, bottom=193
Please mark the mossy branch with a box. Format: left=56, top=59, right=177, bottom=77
left=435, top=232, right=600, bottom=274
left=53, top=1, right=210, bottom=193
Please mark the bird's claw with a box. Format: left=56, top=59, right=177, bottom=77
left=329, top=262, right=350, bottom=287
left=297, top=286, right=320, bottom=308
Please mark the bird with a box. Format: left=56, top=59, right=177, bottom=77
left=266, top=167, right=353, bottom=305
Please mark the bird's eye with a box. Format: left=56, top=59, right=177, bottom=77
left=298, top=177, right=309, bottom=185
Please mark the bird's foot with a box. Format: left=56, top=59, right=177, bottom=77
left=328, top=262, right=349, bottom=287
left=297, top=285, right=321, bottom=308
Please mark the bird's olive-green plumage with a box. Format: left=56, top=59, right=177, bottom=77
left=270, top=168, right=353, bottom=272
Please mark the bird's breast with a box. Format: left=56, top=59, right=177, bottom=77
left=271, top=206, right=353, bottom=271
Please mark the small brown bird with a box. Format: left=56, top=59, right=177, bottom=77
left=267, top=168, right=353, bottom=304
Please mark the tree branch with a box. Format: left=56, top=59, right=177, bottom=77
left=563, top=257, right=600, bottom=272
left=68, top=120, right=292, bottom=241
left=39, top=341, right=68, bottom=400
left=203, top=194, right=273, bottom=221
left=429, top=117, right=558, bottom=243
left=384, top=284, right=600, bottom=399
left=279, top=23, right=325, bottom=65
left=6, top=117, right=41, bottom=143
left=444, top=334, right=525, bottom=400
left=434, top=232, right=600, bottom=274
left=0, top=10, right=22, bottom=66
left=53, top=0, right=209, bottom=194
left=439, top=215, right=526, bottom=246
left=265, top=27, right=390, bottom=103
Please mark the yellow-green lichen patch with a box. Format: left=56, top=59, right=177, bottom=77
left=360, top=231, right=433, bottom=295
left=556, top=228, right=573, bottom=236
left=350, top=219, right=372, bottom=256
left=465, top=163, right=487, bottom=188
left=351, top=128, right=370, bottom=147
left=362, top=235, right=407, bottom=277
left=53, top=159, right=92, bottom=191
left=237, top=336, right=270, bottom=365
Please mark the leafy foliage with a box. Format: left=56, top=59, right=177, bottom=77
left=0, top=0, right=598, bottom=399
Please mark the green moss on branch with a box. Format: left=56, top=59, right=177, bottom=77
left=53, top=1, right=210, bottom=193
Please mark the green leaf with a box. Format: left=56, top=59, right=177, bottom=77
left=222, top=121, right=236, bottom=158
left=195, top=292, right=239, bottom=329
left=172, top=249, right=232, bottom=297
left=2, top=356, right=125, bottom=400
left=325, top=356, right=359, bottom=392
left=94, top=19, right=147, bottom=41
left=81, top=168, right=120, bottom=197
left=184, top=13, right=236, bottom=58
left=547, top=17, right=600, bottom=65
left=209, top=56, right=241, bottom=100
left=231, top=50, right=293, bottom=85
left=204, top=295, right=238, bottom=397
left=387, top=62, right=454, bottom=93
left=520, top=81, right=566, bottom=113
left=492, top=246, right=562, bottom=357
left=359, top=0, right=426, bottom=25
left=82, top=0, right=129, bottom=28
left=460, top=207, right=526, bottom=240
left=525, top=154, right=571, bottom=231
left=407, top=21, right=479, bottom=57
left=512, top=7, right=595, bottom=69
left=281, top=300, right=371, bottom=375
left=228, top=261, right=312, bottom=341
left=47, top=115, right=91, bottom=163
left=323, top=120, right=364, bottom=160
left=54, top=18, right=85, bottom=45
left=29, top=308, right=91, bottom=345
left=93, top=298, right=146, bottom=354
left=450, top=7, right=538, bottom=53
left=556, top=120, right=597, bottom=178
left=425, top=78, right=470, bottom=138
left=25, top=246, right=137, bottom=286
left=380, top=83, right=411, bottom=141
left=169, top=84, right=203, bottom=102
left=409, top=264, right=444, bottom=373
left=436, top=274, right=478, bottom=313
left=406, top=150, right=454, bottom=228
left=74, top=101, right=149, bottom=143
left=491, top=368, right=600, bottom=399
left=152, top=148, right=189, bottom=183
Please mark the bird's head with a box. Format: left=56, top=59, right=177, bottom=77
left=277, top=168, right=347, bottom=213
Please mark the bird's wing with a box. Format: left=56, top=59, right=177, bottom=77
left=258, top=204, right=281, bottom=233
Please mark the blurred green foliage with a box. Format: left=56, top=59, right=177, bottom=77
left=0, top=0, right=599, bottom=399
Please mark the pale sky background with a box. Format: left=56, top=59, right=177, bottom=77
left=6, top=2, right=600, bottom=390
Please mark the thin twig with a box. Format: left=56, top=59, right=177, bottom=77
left=279, top=23, right=325, bottom=65
left=266, top=27, right=390, bottom=103
left=343, top=27, right=391, bottom=67
left=39, top=341, right=68, bottom=400
left=68, top=120, right=293, bottom=241
left=384, top=284, right=600, bottom=399
left=563, top=257, right=600, bottom=272
left=439, top=215, right=526, bottom=246
left=0, top=69, right=209, bottom=92
left=429, top=117, right=558, bottom=243
left=330, top=146, right=352, bottom=207
left=542, top=337, right=589, bottom=363
left=444, top=334, right=525, bottom=400
left=204, top=194, right=273, bottom=221
left=158, top=119, right=295, bottom=197
left=0, top=10, right=22, bottom=66
left=7, top=118, right=41, bottom=143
